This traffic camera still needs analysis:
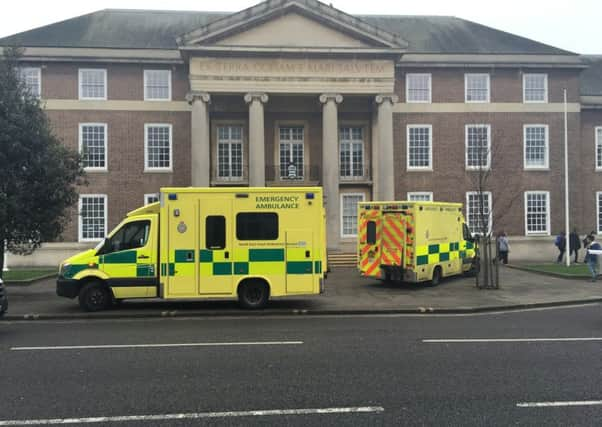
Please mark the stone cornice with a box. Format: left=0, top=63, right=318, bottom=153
left=11, top=47, right=183, bottom=64
left=398, top=53, right=587, bottom=69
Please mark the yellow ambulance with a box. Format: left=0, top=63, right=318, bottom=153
left=57, top=187, right=326, bottom=311
left=358, top=201, right=477, bottom=285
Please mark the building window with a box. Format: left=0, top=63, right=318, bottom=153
left=465, top=73, right=490, bottom=103
left=19, top=67, right=41, bottom=98
left=466, top=192, right=492, bottom=235
left=407, top=125, right=432, bottom=170
left=341, top=193, right=365, bottom=237
left=597, top=193, right=602, bottom=234
left=406, top=73, right=431, bottom=103
left=144, top=193, right=159, bottom=205
left=594, top=126, right=602, bottom=170
left=407, top=192, right=433, bottom=201
left=144, top=70, right=171, bottom=100
left=340, top=126, right=364, bottom=178
left=524, top=125, right=549, bottom=169
left=79, top=69, right=107, bottom=100
left=466, top=124, right=491, bottom=170
left=279, top=126, right=304, bottom=180
left=79, top=194, right=107, bottom=242
left=524, top=191, right=550, bottom=235
left=144, top=124, right=172, bottom=171
left=79, top=123, right=107, bottom=171
left=217, top=125, right=243, bottom=180
left=523, top=73, right=548, bottom=103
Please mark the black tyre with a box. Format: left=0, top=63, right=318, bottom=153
left=238, top=280, right=269, bottom=309
left=430, top=266, right=442, bottom=286
left=78, top=281, right=111, bottom=312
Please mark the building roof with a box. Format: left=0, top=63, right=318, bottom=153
left=580, top=55, right=602, bottom=96
left=0, top=8, right=574, bottom=55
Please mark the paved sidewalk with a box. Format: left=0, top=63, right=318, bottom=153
left=2, top=266, right=602, bottom=320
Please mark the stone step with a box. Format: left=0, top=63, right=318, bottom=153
left=327, top=252, right=357, bottom=268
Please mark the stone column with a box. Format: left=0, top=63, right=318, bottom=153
left=186, top=91, right=211, bottom=187
left=320, top=93, right=343, bottom=250
left=244, top=93, right=269, bottom=187
left=375, top=94, right=398, bottom=201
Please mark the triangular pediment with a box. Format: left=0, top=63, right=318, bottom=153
left=178, top=0, right=407, bottom=50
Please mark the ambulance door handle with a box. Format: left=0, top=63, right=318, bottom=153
left=224, top=251, right=229, bottom=259
left=305, top=250, right=310, bottom=258
left=138, top=255, right=149, bottom=259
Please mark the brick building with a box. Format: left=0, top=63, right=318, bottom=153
left=2, top=0, right=602, bottom=264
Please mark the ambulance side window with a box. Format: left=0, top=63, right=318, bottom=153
left=236, top=213, right=278, bottom=240
left=101, top=220, right=150, bottom=254
left=367, top=221, right=377, bottom=244
left=206, top=216, right=225, bottom=249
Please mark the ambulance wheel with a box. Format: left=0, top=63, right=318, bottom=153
left=79, top=281, right=111, bottom=312
left=430, top=266, right=442, bottom=286
left=238, top=280, right=269, bottom=309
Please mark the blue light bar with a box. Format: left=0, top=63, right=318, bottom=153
left=306, top=193, right=315, bottom=200
left=168, top=193, right=177, bottom=200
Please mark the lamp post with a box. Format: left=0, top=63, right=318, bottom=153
left=564, top=89, right=570, bottom=267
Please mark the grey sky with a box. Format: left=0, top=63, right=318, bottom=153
left=1, top=0, right=599, bottom=54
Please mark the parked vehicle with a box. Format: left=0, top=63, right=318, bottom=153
left=57, top=187, right=327, bottom=311
left=358, top=201, right=476, bottom=284
left=0, top=278, right=7, bottom=317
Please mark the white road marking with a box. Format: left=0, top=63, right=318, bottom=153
left=10, top=341, right=303, bottom=351
left=0, top=406, right=385, bottom=425
left=423, top=338, right=602, bottom=343
left=517, top=400, right=602, bottom=408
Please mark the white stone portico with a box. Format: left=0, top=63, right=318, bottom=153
left=180, top=0, right=405, bottom=250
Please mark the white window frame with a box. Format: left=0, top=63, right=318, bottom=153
left=523, top=124, right=549, bottom=170
left=464, top=73, right=490, bottom=103
left=144, top=193, right=160, bottom=205
left=78, top=194, right=108, bottom=242
left=407, top=124, right=433, bottom=171
left=143, top=69, right=172, bottom=101
left=340, top=193, right=365, bottom=238
left=78, top=68, right=107, bottom=100
left=407, top=192, right=433, bottom=201
left=19, top=67, right=41, bottom=98
left=466, top=191, right=493, bottom=235
left=78, top=123, right=108, bottom=172
left=465, top=124, right=491, bottom=170
left=406, top=73, right=432, bottom=103
left=216, top=125, right=244, bottom=181
left=523, top=73, right=548, bottom=103
left=597, top=192, right=602, bottom=235
left=278, top=126, right=305, bottom=180
left=595, top=127, right=602, bottom=171
left=524, top=191, right=551, bottom=236
left=144, top=123, right=173, bottom=172
left=339, top=126, right=365, bottom=179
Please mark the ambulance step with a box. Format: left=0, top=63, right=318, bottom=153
left=327, top=252, right=357, bottom=268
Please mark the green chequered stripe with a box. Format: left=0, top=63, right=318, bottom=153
left=101, top=250, right=137, bottom=264
left=136, top=264, right=155, bottom=277
left=416, top=241, right=465, bottom=266
left=161, top=247, right=316, bottom=276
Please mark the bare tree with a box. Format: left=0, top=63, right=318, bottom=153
left=465, top=124, right=521, bottom=289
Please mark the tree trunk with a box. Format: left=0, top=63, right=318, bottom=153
left=477, top=236, right=499, bottom=289
left=0, top=238, right=5, bottom=279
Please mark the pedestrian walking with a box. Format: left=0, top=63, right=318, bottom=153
left=569, top=229, right=581, bottom=263
left=554, top=231, right=566, bottom=263
left=497, top=231, right=509, bottom=265
left=585, top=234, right=602, bottom=281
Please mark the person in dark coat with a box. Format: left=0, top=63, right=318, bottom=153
left=555, top=231, right=566, bottom=263
left=569, top=229, right=581, bottom=263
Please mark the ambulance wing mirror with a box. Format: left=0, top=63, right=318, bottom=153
left=463, top=223, right=475, bottom=242
left=95, top=238, right=109, bottom=255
